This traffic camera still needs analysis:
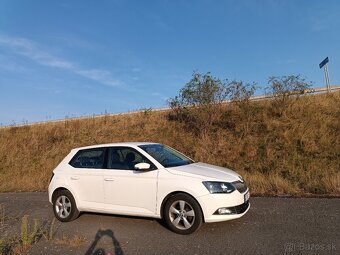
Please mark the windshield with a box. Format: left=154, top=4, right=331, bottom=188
left=139, top=144, right=194, bottom=168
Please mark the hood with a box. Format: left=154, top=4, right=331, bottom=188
left=167, top=162, right=241, bottom=182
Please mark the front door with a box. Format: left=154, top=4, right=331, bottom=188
left=103, top=146, right=158, bottom=216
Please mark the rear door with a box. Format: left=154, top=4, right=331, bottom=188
left=68, top=147, right=106, bottom=210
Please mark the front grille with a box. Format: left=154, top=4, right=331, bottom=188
left=234, top=200, right=250, bottom=214
left=232, top=180, right=248, bottom=193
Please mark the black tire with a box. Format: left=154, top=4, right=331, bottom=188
left=163, top=193, right=203, bottom=235
left=52, top=190, right=79, bottom=222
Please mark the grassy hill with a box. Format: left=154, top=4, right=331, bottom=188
left=0, top=92, right=339, bottom=196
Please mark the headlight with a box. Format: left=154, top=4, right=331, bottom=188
left=202, top=181, right=236, bottom=194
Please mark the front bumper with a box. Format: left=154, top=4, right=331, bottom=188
left=197, top=189, right=250, bottom=223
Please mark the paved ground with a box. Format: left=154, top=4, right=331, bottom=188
left=0, top=193, right=339, bottom=255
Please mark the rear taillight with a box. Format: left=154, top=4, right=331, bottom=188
left=49, top=173, right=54, bottom=183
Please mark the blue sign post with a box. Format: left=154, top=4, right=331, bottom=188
left=319, top=57, right=331, bottom=92
left=319, top=57, right=329, bottom=69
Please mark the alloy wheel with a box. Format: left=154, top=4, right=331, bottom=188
left=55, top=195, right=72, bottom=219
left=169, top=200, right=195, bottom=230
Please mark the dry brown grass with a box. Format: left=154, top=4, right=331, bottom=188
left=0, top=92, right=339, bottom=196
left=55, top=235, right=87, bottom=247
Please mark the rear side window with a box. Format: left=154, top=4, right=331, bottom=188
left=69, top=148, right=106, bottom=169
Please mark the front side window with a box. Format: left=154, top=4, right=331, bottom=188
left=139, top=144, right=194, bottom=168
left=107, top=147, right=155, bottom=170
left=69, top=148, right=105, bottom=169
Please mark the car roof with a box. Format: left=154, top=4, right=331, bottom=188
left=73, top=142, right=159, bottom=150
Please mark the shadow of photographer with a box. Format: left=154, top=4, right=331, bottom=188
left=85, top=229, right=124, bottom=255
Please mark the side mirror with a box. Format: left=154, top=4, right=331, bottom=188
left=134, top=162, right=151, bottom=171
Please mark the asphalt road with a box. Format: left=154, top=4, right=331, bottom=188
left=0, top=193, right=339, bottom=255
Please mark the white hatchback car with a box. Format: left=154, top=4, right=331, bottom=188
left=48, top=142, right=250, bottom=234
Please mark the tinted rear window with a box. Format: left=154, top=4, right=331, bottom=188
left=69, top=148, right=106, bottom=169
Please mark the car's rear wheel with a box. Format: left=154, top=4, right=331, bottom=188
left=164, top=193, right=203, bottom=234
left=53, top=190, right=79, bottom=222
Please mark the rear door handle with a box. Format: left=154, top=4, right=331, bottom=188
left=104, top=178, right=115, bottom=181
left=71, top=176, right=79, bottom=180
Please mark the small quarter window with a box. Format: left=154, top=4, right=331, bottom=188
left=69, top=148, right=106, bottom=169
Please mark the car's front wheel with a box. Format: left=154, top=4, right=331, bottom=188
left=52, top=190, right=79, bottom=222
left=164, top=193, right=203, bottom=234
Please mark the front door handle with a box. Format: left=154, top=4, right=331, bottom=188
left=104, top=178, right=115, bottom=181
left=71, top=176, right=79, bottom=180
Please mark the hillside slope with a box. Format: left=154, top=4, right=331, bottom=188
left=0, top=92, right=339, bottom=196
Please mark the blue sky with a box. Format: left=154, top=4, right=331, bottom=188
left=1, top=0, right=340, bottom=125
